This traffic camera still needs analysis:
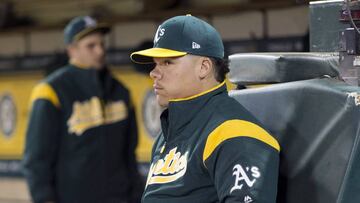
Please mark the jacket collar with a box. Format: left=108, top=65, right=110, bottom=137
left=69, top=63, right=113, bottom=100
left=160, top=81, right=227, bottom=141
left=69, top=59, right=91, bottom=69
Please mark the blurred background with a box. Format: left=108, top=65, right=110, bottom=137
left=0, top=0, right=312, bottom=202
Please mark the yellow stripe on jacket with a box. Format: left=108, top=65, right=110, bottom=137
left=29, top=83, right=60, bottom=108
left=203, top=119, right=280, bottom=163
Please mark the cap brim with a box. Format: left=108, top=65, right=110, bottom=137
left=73, top=23, right=111, bottom=42
left=130, top=48, right=187, bottom=64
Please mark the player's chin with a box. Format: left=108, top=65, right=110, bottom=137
left=93, top=61, right=106, bottom=69
left=156, top=95, right=169, bottom=108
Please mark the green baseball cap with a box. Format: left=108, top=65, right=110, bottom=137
left=131, top=15, right=224, bottom=64
left=64, top=16, right=110, bottom=44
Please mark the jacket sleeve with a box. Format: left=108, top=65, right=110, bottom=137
left=125, top=100, right=144, bottom=203
left=22, top=83, right=61, bottom=203
left=203, top=120, right=280, bottom=203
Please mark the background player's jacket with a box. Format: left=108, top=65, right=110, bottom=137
left=23, top=64, right=143, bottom=203
left=142, top=82, right=280, bottom=203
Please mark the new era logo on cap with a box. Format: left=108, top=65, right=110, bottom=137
left=192, top=42, right=201, bottom=49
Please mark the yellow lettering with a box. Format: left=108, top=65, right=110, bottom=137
left=147, top=147, right=188, bottom=185
left=160, top=148, right=176, bottom=174
left=168, top=152, right=181, bottom=174
left=153, top=159, right=165, bottom=175
left=67, top=97, right=128, bottom=135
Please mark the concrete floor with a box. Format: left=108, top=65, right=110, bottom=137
left=0, top=178, right=30, bottom=203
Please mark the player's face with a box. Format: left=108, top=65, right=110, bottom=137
left=69, top=32, right=106, bottom=69
left=150, top=55, right=203, bottom=107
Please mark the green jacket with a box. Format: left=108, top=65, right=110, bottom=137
left=143, top=82, right=280, bottom=203
left=23, top=64, right=143, bottom=203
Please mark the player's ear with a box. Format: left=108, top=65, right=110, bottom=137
left=198, top=57, right=212, bottom=80
left=66, top=43, right=76, bottom=58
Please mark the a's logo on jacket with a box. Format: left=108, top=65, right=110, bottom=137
left=67, top=97, right=127, bottom=135
left=230, top=164, right=261, bottom=194
left=146, top=147, right=188, bottom=187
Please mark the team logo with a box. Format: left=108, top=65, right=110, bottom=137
left=67, top=97, right=127, bottom=135
left=230, top=164, right=261, bottom=194
left=0, top=94, right=17, bottom=138
left=142, top=89, right=162, bottom=139
left=192, top=42, right=201, bottom=49
left=146, top=147, right=188, bottom=187
left=347, top=92, right=360, bottom=106
left=154, top=25, right=165, bottom=45
left=84, top=16, right=97, bottom=27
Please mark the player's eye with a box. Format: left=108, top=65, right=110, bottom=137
left=163, top=60, right=172, bottom=66
left=87, top=43, right=96, bottom=49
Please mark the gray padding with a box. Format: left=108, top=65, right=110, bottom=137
left=229, top=53, right=340, bottom=85
left=229, top=78, right=360, bottom=203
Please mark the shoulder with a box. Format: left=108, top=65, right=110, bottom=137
left=211, top=93, right=256, bottom=121
left=30, top=82, right=60, bottom=108
left=44, top=65, right=74, bottom=85
left=202, top=94, right=280, bottom=163
left=29, top=66, right=72, bottom=108
left=202, top=119, right=280, bottom=164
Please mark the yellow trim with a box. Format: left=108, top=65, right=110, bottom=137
left=203, top=119, right=280, bottom=163
left=170, top=81, right=225, bottom=102
left=246, top=84, right=272, bottom=89
left=130, top=47, right=187, bottom=64
left=30, top=83, right=60, bottom=108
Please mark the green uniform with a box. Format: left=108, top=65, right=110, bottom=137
left=143, top=82, right=280, bottom=203
left=23, top=64, right=143, bottom=203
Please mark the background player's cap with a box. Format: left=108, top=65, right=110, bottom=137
left=64, top=16, right=110, bottom=44
left=130, top=15, right=224, bottom=64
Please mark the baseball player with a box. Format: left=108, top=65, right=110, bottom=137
left=23, top=16, right=143, bottom=203
left=131, top=15, right=280, bottom=203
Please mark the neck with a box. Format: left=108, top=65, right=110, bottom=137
left=70, top=58, right=90, bottom=68
left=169, top=79, right=223, bottom=103
left=199, top=78, right=220, bottom=94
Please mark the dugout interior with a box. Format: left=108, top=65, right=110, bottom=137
left=228, top=52, right=360, bottom=203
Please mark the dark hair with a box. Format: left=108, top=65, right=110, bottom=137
left=210, top=57, right=229, bottom=82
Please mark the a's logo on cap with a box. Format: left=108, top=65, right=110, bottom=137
left=83, top=16, right=97, bottom=27
left=154, top=26, right=165, bottom=45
